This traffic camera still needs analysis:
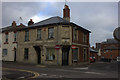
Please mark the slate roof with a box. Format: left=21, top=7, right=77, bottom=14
left=19, top=16, right=91, bottom=33
left=90, top=48, right=98, bottom=53
left=1, top=24, right=26, bottom=33
left=104, top=45, right=120, bottom=50
left=101, top=38, right=119, bottom=44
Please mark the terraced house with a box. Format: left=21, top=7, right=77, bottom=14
left=1, top=21, right=25, bottom=61
left=17, top=4, right=91, bottom=66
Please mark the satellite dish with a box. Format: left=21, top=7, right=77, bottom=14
left=113, top=27, right=120, bottom=41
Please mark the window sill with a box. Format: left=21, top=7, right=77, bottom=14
left=4, top=42, right=9, bottom=44
left=36, top=39, right=42, bottom=41
left=24, top=40, right=30, bottom=42
left=47, top=38, right=54, bottom=40
left=46, top=60, right=55, bottom=61
left=13, top=41, right=17, bottom=43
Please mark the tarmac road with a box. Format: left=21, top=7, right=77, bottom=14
left=2, top=61, right=120, bottom=80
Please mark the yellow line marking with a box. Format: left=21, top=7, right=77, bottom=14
left=3, top=67, right=40, bottom=78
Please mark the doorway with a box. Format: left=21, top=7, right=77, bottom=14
left=62, top=46, right=70, bottom=66
left=33, top=46, right=41, bottom=64
left=14, top=48, right=16, bottom=62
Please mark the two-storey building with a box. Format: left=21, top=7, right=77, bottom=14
left=17, top=4, right=91, bottom=66
left=1, top=21, right=25, bottom=61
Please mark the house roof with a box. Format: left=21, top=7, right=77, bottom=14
left=19, top=16, right=91, bottom=33
left=90, top=48, right=98, bottom=53
left=104, top=45, right=120, bottom=50
left=101, top=38, right=119, bottom=44
left=1, top=24, right=26, bottom=33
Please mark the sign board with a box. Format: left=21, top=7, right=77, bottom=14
left=72, top=45, right=76, bottom=49
left=55, top=45, right=60, bottom=50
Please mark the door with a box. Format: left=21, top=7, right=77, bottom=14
left=14, top=48, right=16, bottom=62
left=33, top=46, right=41, bottom=64
left=62, top=46, right=70, bottom=65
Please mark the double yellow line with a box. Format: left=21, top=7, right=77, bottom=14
left=3, top=67, right=40, bottom=79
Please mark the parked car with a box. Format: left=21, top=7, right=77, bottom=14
left=89, top=57, right=96, bottom=63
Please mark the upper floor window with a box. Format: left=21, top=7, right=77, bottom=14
left=14, top=32, right=17, bottom=42
left=2, top=49, right=8, bottom=56
left=73, top=27, right=78, bottom=40
left=37, top=29, right=41, bottom=40
left=25, top=30, right=29, bottom=41
left=24, top=48, right=29, bottom=60
left=83, top=33, right=87, bottom=43
left=48, top=27, right=54, bottom=39
left=5, top=33, right=8, bottom=43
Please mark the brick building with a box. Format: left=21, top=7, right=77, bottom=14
left=17, top=4, right=91, bottom=66
left=97, top=38, right=120, bottom=60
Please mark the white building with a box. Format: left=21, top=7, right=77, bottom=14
left=2, top=21, right=25, bottom=61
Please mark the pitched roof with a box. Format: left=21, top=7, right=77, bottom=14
left=1, top=24, right=26, bottom=32
left=104, top=45, right=120, bottom=50
left=29, top=16, right=70, bottom=27
left=19, top=16, right=91, bottom=33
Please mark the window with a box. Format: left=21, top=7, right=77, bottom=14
left=46, top=48, right=55, bottom=60
left=2, top=49, right=7, bottom=56
left=73, top=27, right=78, bottom=40
left=14, top=32, right=17, bottom=42
left=25, top=30, right=29, bottom=41
left=24, top=48, right=29, bottom=60
left=83, top=33, right=87, bottom=43
left=5, top=33, right=8, bottom=42
left=83, top=48, right=87, bottom=61
left=37, top=29, right=41, bottom=40
left=48, top=28, right=54, bottom=39
left=73, top=48, right=78, bottom=61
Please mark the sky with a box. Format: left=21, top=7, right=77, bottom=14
left=2, top=2, right=118, bottom=47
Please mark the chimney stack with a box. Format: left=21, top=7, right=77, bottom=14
left=28, top=19, right=34, bottom=26
left=63, top=4, right=70, bottom=22
left=12, top=21, right=16, bottom=27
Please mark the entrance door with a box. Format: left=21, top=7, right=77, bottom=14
left=62, top=46, right=70, bottom=65
left=14, top=48, right=16, bottom=62
left=33, top=46, right=41, bottom=64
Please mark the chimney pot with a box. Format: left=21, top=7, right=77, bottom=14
left=12, top=21, right=16, bottom=27
left=28, top=19, right=34, bottom=26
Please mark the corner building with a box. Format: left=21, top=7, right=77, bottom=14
left=17, top=5, right=91, bottom=66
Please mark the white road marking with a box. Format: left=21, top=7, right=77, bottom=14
left=84, top=71, right=102, bottom=75
left=73, top=67, right=88, bottom=70
left=41, top=74, right=47, bottom=76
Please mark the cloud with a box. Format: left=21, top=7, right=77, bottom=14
left=2, top=2, right=118, bottom=46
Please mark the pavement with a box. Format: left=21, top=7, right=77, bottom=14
left=2, top=61, right=120, bottom=80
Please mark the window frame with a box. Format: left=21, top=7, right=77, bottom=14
left=83, top=48, right=87, bottom=61
left=72, top=48, right=79, bottom=61
left=2, top=49, right=8, bottom=56
left=37, top=29, right=41, bottom=40
left=48, top=27, right=54, bottom=39
left=46, top=48, right=55, bottom=61
left=25, top=30, right=29, bottom=41
left=5, top=33, right=8, bottom=43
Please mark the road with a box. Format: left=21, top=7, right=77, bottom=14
left=2, top=61, right=120, bottom=80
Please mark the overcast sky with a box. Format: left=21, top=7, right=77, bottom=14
left=2, top=2, right=118, bottom=47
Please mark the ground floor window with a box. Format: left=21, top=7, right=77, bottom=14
left=24, top=48, right=29, bottom=60
left=46, top=48, right=55, bottom=61
left=83, top=48, right=87, bottom=61
left=73, top=48, right=78, bottom=61
left=2, top=49, right=8, bottom=56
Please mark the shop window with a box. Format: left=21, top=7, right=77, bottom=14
left=46, top=48, right=55, bottom=60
